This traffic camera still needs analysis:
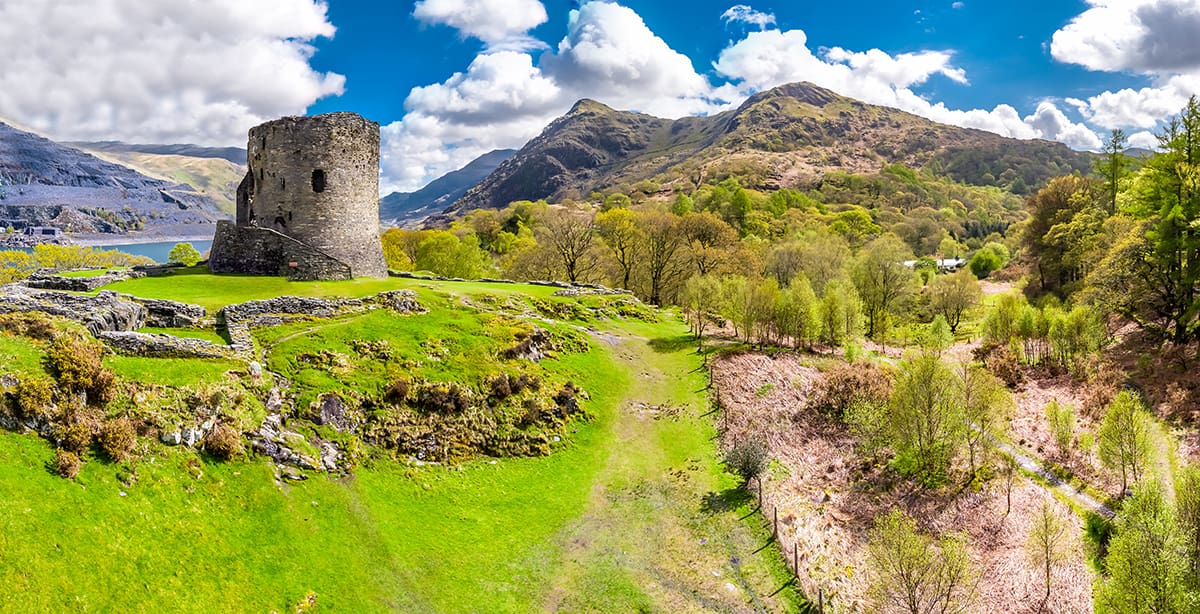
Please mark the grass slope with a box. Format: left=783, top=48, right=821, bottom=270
left=0, top=275, right=801, bottom=612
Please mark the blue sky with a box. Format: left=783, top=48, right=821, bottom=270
left=308, top=0, right=1142, bottom=124
left=1, top=1, right=1198, bottom=194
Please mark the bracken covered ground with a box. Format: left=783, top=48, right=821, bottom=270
left=713, top=351, right=1094, bottom=614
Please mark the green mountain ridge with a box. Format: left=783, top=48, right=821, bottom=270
left=449, top=82, right=1094, bottom=215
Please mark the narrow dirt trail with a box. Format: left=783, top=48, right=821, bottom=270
left=991, top=438, right=1115, bottom=518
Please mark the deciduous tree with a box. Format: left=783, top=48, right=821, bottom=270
left=852, top=234, right=916, bottom=338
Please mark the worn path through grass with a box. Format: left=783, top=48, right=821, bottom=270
left=543, top=328, right=803, bottom=612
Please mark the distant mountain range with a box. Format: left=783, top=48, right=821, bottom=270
left=67, top=141, right=248, bottom=165
left=0, top=121, right=227, bottom=238
left=449, top=82, right=1094, bottom=216
left=380, top=149, right=515, bottom=227
left=70, top=142, right=247, bottom=215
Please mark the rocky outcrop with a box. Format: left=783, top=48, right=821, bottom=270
left=98, top=331, right=235, bottom=359
left=24, top=269, right=142, bottom=291
left=129, top=296, right=208, bottom=328
left=0, top=286, right=147, bottom=335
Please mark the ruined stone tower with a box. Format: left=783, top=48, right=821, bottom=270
left=208, top=112, right=387, bottom=280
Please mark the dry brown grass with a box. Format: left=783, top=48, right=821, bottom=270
left=713, top=351, right=1095, bottom=613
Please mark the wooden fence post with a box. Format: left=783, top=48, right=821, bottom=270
left=818, top=588, right=824, bottom=613
left=793, top=542, right=798, bottom=578
left=773, top=506, right=778, bottom=539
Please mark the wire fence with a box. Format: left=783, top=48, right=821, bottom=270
left=712, top=380, right=829, bottom=613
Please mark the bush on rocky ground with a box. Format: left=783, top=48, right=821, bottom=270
left=204, top=423, right=241, bottom=460
left=99, top=417, right=137, bottom=461
left=53, top=449, right=81, bottom=479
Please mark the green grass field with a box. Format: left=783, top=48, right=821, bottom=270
left=0, top=272, right=803, bottom=612
left=103, top=267, right=562, bottom=313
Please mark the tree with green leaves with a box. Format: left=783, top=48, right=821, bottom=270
left=1023, top=175, right=1105, bottom=294
left=852, top=234, right=916, bottom=338
left=1098, top=481, right=1194, bottom=613
left=1099, top=391, right=1152, bottom=496
left=681, top=274, right=722, bottom=345
left=1175, top=465, right=1200, bottom=582
left=773, top=274, right=820, bottom=349
left=1084, top=98, right=1200, bottom=343
left=635, top=210, right=686, bottom=305
left=818, top=279, right=862, bottom=349
left=967, top=242, right=1010, bottom=279
left=1045, top=398, right=1076, bottom=459
left=1097, top=127, right=1132, bottom=214
left=957, top=362, right=1012, bottom=479
left=929, top=269, right=981, bottom=333
left=1026, top=497, right=1071, bottom=606
left=536, top=207, right=597, bottom=283
left=594, top=207, right=640, bottom=289
left=167, top=242, right=202, bottom=267
left=888, top=351, right=963, bottom=484
left=866, top=509, right=977, bottom=614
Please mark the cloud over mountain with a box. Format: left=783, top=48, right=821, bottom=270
left=0, top=0, right=344, bottom=147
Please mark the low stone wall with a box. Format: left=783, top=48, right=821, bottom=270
left=25, top=269, right=143, bottom=291
left=208, top=221, right=352, bottom=281
left=98, top=331, right=236, bottom=359
left=126, top=296, right=209, bottom=328
left=389, top=270, right=626, bottom=293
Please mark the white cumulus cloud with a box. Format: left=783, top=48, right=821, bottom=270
left=0, top=0, right=345, bottom=146
left=412, top=0, right=548, bottom=51
left=381, top=0, right=731, bottom=193
left=1051, top=0, right=1200, bottom=74
left=1050, top=0, right=1200, bottom=133
left=721, top=5, right=777, bottom=30
left=384, top=1, right=1118, bottom=193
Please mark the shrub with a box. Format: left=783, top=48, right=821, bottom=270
left=414, top=381, right=472, bottom=414
left=45, top=333, right=108, bottom=395
left=488, top=374, right=513, bottom=400
left=1045, top=399, right=1076, bottom=457
left=99, top=417, right=137, bottom=461
left=974, top=342, right=1023, bottom=387
left=0, top=312, right=57, bottom=340
left=204, top=424, right=242, bottom=461
left=383, top=377, right=410, bottom=405
left=53, top=449, right=82, bottom=479
left=58, top=421, right=93, bottom=455
left=88, top=368, right=118, bottom=406
left=553, top=382, right=582, bottom=415
left=809, top=363, right=892, bottom=419
left=725, top=438, right=770, bottom=486
left=14, top=376, right=55, bottom=420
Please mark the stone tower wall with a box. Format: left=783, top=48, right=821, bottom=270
left=241, top=113, right=386, bottom=278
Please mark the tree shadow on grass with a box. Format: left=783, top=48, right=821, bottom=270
left=648, top=335, right=697, bottom=354
left=701, top=485, right=753, bottom=515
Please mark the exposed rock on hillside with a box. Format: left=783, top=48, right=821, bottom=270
left=0, top=120, right=227, bottom=235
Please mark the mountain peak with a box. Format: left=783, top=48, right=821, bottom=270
left=568, top=98, right=616, bottom=115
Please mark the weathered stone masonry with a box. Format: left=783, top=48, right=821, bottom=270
left=209, top=112, right=387, bottom=280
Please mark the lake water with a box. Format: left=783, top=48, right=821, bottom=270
left=5, top=239, right=213, bottom=264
